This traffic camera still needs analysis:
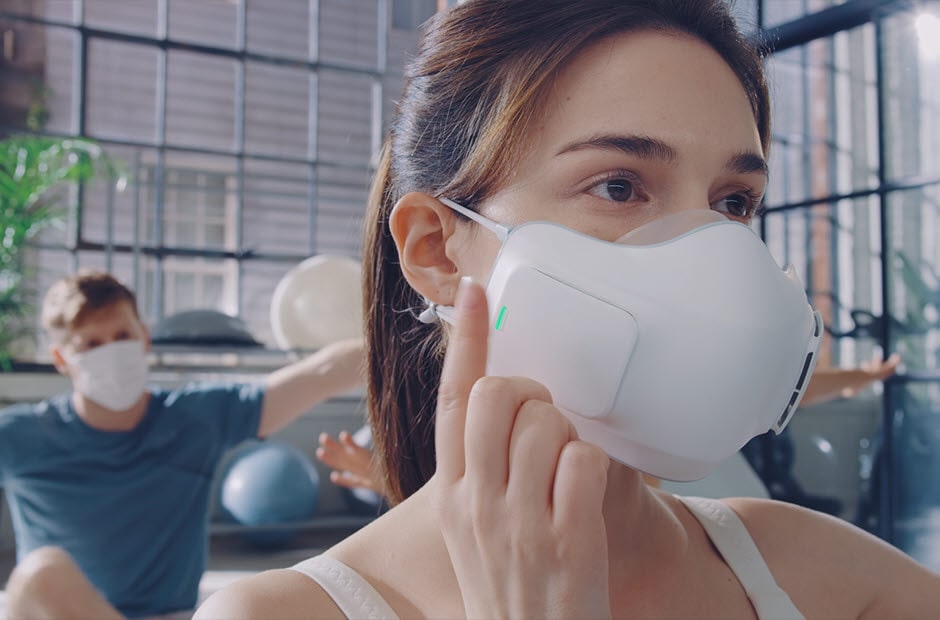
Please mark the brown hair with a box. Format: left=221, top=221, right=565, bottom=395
left=364, top=0, right=771, bottom=504
left=42, top=270, right=140, bottom=342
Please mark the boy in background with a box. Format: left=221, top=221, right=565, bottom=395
left=1, top=270, right=363, bottom=619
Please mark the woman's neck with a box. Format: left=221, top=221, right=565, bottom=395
left=602, top=464, right=691, bottom=594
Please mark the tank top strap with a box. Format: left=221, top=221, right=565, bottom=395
left=676, top=495, right=805, bottom=620
left=289, top=555, right=400, bottom=620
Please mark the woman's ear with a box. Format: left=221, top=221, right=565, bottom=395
left=389, top=192, right=463, bottom=305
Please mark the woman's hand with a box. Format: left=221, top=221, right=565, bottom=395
left=432, top=278, right=612, bottom=620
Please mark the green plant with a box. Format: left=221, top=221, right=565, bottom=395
left=0, top=135, right=120, bottom=369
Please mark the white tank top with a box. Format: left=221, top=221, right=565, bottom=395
left=288, top=495, right=804, bottom=620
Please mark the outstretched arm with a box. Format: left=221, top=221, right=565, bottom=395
left=257, top=338, right=364, bottom=438
left=800, top=353, right=901, bottom=407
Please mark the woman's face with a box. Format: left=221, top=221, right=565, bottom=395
left=453, top=30, right=767, bottom=284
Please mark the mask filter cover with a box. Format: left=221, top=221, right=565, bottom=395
left=489, top=267, right=638, bottom=418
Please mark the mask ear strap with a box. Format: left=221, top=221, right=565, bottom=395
left=417, top=299, right=458, bottom=325
left=438, top=198, right=510, bottom=242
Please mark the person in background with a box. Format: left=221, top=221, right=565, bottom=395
left=196, top=1, right=940, bottom=618
left=1, top=269, right=364, bottom=619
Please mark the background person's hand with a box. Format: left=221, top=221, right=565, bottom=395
left=800, top=352, right=902, bottom=407
left=316, top=430, right=385, bottom=496
left=432, top=278, right=612, bottom=620
left=843, top=352, right=903, bottom=397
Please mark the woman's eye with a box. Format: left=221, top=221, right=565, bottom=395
left=588, top=177, right=638, bottom=203
left=712, top=192, right=757, bottom=219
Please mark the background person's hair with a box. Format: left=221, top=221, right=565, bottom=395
left=42, top=270, right=139, bottom=343
left=363, top=0, right=770, bottom=505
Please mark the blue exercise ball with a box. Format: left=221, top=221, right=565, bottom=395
left=220, top=440, right=320, bottom=546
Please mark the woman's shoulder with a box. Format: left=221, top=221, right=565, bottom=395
left=195, top=490, right=448, bottom=620
left=194, top=567, right=347, bottom=620
left=720, top=496, right=940, bottom=618
left=720, top=495, right=886, bottom=557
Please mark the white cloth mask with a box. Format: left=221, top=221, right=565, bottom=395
left=66, top=340, right=150, bottom=411
left=421, top=201, right=822, bottom=481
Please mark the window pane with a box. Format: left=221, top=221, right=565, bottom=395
left=320, top=0, right=379, bottom=68
left=246, top=0, right=310, bottom=60
left=168, top=0, right=238, bottom=50
left=135, top=152, right=237, bottom=251
left=883, top=10, right=940, bottom=181
left=765, top=25, right=878, bottom=208
left=244, top=63, right=310, bottom=158
left=317, top=69, right=375, bottom=165
left=86, top=40, right=158, bottom=143
left=886, top=187, right=940, bottom=373
left=42, top=0, right=78, bottom=22
left=242, top=159, right=312, bottom=256
left=84, top=0, right=158, bottom=38
left=166, top=51, right=237, bottom=151
left=42, top=26, right=78, bottom=134
left=763, top=0, right=850, bottom=29
left=80, top=144, right=154, bottom=247
left=391, top=0, right=436, bottom=31
left=156, top=256, right=238, bottom=316
left=314, top=162, right=367, bottom=257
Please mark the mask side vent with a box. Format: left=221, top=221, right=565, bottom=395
left=772, top=311, right=823, bottom=433
left=774, top=350, right=816, bottom=432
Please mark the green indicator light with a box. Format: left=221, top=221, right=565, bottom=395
left=494, top=305, right=508, bottom=330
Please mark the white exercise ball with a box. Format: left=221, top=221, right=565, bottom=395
left=270, top=254, right=363, bottom=350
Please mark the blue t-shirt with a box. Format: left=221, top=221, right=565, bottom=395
left=0, top=383, right=264, bottom=618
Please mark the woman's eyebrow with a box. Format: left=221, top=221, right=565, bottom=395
left=556, top=133, right=679, bottom=164
left=725, top=151, right=768, bottom=178
left=556, top=134, right=768, bottom=180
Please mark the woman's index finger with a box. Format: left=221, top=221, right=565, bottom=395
left=435, top=277, right=490, bottom=482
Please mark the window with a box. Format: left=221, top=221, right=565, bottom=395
left=392, top=0, right=438, bottom=30
left=757, top=2, right=940, bottom=568
left=3, top=0, right=423, bottom=347
left=139, top=167, right=239, bottom=317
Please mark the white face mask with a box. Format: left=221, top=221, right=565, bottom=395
left=421, top=201, right=822, bottom=481
left=65, top=340, right=150, bottom=412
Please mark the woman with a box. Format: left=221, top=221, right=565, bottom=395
left=196, top=1, right=940, bottom=617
